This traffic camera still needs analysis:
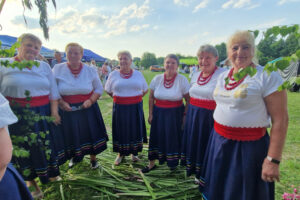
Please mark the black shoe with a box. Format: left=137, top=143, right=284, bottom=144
left=141, top=165, right=157, bottom=173
left=90, top=160, right=99, bottom=169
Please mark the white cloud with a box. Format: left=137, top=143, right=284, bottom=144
left=10, top=1, right=152, bottom=38
left=193, top=0, right=210, bottom=12
left=130, top=24, right=150, bottom=32
left=153, top=25, right=159, bottom=30
left=222, top=0, right=235, bottom=9
left=253, top=18, right=286, bottom=29
left=222, top=0, right=253, bottom=9
left=246, top=3, right=261, bottom=9
left=278, top=0, right=300, bottom=5
left=173, top=0, right=194, bottom=6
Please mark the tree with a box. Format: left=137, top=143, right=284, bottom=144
left=141, top=52, right=157, bottom=69
left=157, top=57, right=164, bottom=66
left=0, top=0, right=55, bottom=39
left=133, top=57, right=141, bottom=67
left=257, top=25, right=300, bottom=66
left=215, top=43, right=227, bottom=66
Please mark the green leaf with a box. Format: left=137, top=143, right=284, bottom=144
left=295, top=77, right=300, bottom=85
left=23, top=169, right=31, bottom=177
left=295, top=49, right=300, bottom=59
left=275, top=60, right=290, bottom=70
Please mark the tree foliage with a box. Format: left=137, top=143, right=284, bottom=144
left=257, top=25, right=300, bottom=66
left=215, top=42, right=227, bottom=66
left=141, top=52, right=157, bottom=69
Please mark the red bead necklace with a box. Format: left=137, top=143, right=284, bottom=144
left=197, top=66, right=217, bottom=86
left=14, top=56, right=32, bottom=69
left=67, top=62, right=83, bottom=77
left=224, top=68, right=247, bottom=90
left=120, top=69, right=133, bottom=79
left=164, top=73, right=177, bottom=88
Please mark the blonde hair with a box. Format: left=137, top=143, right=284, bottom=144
left=117, top=50, right=132, bottom=60
left=227, top=30, right=255, bottom=53
left=18, top=33, right=42, bottom=46
left=65, top=43, right=84, bottom=54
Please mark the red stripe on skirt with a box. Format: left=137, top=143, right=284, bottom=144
left=190, top=97, right=216, bottom=110
left=155, top=99, right=183, bottom=108
left=214, top=121, right=266, bottom=141
left=62, top=91, right=93, bottom=104
left=6, top=95, right=49, bottom=107
left=113, top=96, right=142, bottom=105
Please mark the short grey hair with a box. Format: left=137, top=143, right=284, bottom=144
left=117, top=50, right=132, bottom=60
left=197, top=44, right=218, bottom=58
left=165, top=54, right=179, bottom=65
left=18, top=33, right=42, bottom=46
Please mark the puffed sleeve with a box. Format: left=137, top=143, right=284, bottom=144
left=91, top=67, right=103, bottom=95
left=0, top=93, right=18, bottom=128
left=149, top=75, right=158, bottom=91
left=181, top=76, right=190, bottom=95
left=42, top=61, right=61, bottom=100
left=105, top=72, right=113, bottom=93
left=139, top=71, right=148, bottom=92
left=261, top=70, right=284, bottom=98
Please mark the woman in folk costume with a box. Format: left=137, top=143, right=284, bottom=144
left=142, top=54, right=190, bottom=173
left=105, top=50, right=148, bottom=165
left=181, top=45, right=226, bottom=183
left=199, top=31, right=288, bottom=200
left=53, top=43, right=108, bottom=169
left=0, top=33, right=63, bottom=198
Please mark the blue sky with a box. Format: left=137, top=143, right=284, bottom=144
left=0, top=0, right=299, bottom=60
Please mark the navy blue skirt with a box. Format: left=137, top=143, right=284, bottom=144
left=148, top=105, right=184, bottom=168
left=60, top=102, right=108, bottom=163
left=199, top=129, right=274, bottom=200
left=9, top=104, right=61, bottom=184
left=112, top=102, right=147, bottom=156
left=181, top=104, right=214, bottom=178
left=0, top=164, right=33, bottom=200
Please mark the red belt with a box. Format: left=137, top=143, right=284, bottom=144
left=214, top=121, right=266, bottom=141
left=190, top=97, right=216, bottom=110
left=6, top=95, right=49, bottom=107
left=155, top=99, right=183, bottom=108
left=113, top=95, right=142, bottom=105
left=62, top=91, right=93, bottom=104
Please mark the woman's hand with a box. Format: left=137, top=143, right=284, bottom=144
left=51, top=112, right=61, bottom=125
left=59, top=100, right=72, bottom=111
left=148, top=114, right=153, bottom=124
left=82, top=99, right=93, bottom=109
left=261, top=158, right=280, bottom=182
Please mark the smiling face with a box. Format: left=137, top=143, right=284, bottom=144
left=17, top=39, right=41, bottom=61
left=198, top=51, right=218, bottom=74
left=164, top=57, right=178, bottom=75
left=118, top=54, right=132, bottom=70
left=66, top=45, right=83, bottom=65
left=228, top=41, right=254, bottom=69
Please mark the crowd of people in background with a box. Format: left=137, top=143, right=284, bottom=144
left=0, top=30, right=288, bottom=200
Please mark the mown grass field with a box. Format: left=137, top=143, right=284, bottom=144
left=41, top=70, right=299, bottom=200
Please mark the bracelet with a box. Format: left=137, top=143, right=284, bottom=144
left=266, top=156, right=280, bottom=165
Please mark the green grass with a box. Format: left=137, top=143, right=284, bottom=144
left=40, top=70, right=299, bottom=200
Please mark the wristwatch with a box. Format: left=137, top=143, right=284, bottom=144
left=267, top=156, right=280, bottom=165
